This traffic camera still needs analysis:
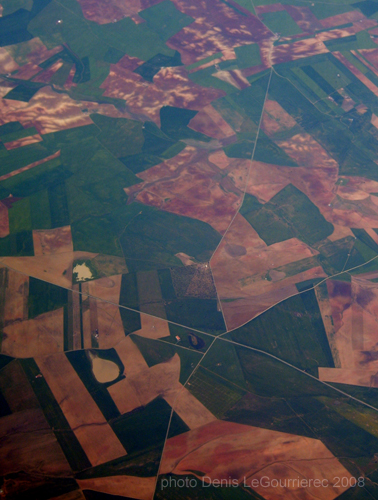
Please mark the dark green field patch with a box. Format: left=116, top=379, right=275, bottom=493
left=187, top=366, right=246, bottom=418
left=90, top=114, right=144, bottom=158
left=230, top=72, right=271, bottom=124
left=253, top=132, right=298, bottom=165
left=188, top=66, right=238, bottom=94
left=1, top=158, right=66, bottom=198
left=235, top=43, right=261, bottom=69
left=325, top=31, right=376, bottom=51
left=4, top=81, right=44, bottom=102
left=71, top=216, right=123, bottom=257
left=134, top=51, right=182, bottom=82
left=261, top=10, right=302, bottom=36
left=92, top=15, right=175, bottom=60
left=0, top=143, right=55, bottom=178
left=0, top=230, right=34, bottom=256
left=139, top=0, right=194, bottom=41
left=165, top=298, right=226, bottom=334
left=130, top=334, right=203, bottom=384
left=120, top=207, right=221, bottom=271
left=48, top=181, right=69, bottom=228
left=160, top=106, right=211, bottom=142
left=0, top=121, right=24, bottom=135
left=110, top=397, right=188, bottom=453
left=28, top=277, right=68, bottom=319
left=8, top=197, right=32, bottom=233
left=0, top=126, right=38, bottom=143
left=243, top=206, right=296, bottom=245
left=301, top=65, right=343, bottom=104
left=229, top=288, right=334, bottom=375
left=119, top=273, right=141, bottom=335
left=202, top=338, right=247, bottom=389
left=245, top=184, right=333, bottom=246
left=141, top=121, right=176, bottom=155
left=0, top=8, right=33, bottom=46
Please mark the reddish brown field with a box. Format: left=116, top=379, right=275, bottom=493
left=108, top=353, right=181, bottom=413
left=256, top=4, right=285, bottom=14
left=188, top=104, right=236, bottom=139
left=284, top=5, right=323, bottom=32
left=102, top=65, right=225, bottom=124
left=164, top=385, right=217, bottom=429
left=167, top=0, right=271, bottom=65
left=210, top=213, right=325, bottom=328
left=0, top=87, right=93, bottom=134
left=2, top=308, right=64, bottom=358
left=135, top=312, right=171, bottom=339
left=0, top=408, right=71, bottom=477
left=0, top=360, right=39, bottom=413
left=160, top=420, right=352, bottom=499
left=125, top=146, right=243, bottom=233
left=351, top=50, right=378, bottom=78
left=2, top=250, right=97, bottom=288
left=0, top=201, right=9, bottom=237
left=271, top=38, right=328, bottom=65
left=316, top=19, right=377, bottom=42
left=360, top=48, right=378, bottom=69
left=77, top=0, right=163, bottom=24
left=318, top=277, right=378, bottom=387
left=33, top=225, right=73, bottom=256
left=32, top=60, right=64, bottom=83
left=261, top=99, right=297, bottom=136
left=3, top=269, right=28, bottom=326
left=77, top=476, right=156, bottom=500
left=319, top=10, right=365, bottom=29
left=36, top=352, right=126, bottom=465
left=13, top=62, right=41, bottom=80
left=114, top=336, right=149, bottom=376
left=276, top=132, right=338, bottom=169
left=85, top=275, right=125, bottom=349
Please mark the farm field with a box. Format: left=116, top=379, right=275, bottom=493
left=4, top=1, right=378, bottom=499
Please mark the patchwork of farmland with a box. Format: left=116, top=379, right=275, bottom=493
left=3, top=0, right=378, bottom=499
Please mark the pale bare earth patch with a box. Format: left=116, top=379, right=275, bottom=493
left=2, top=250, right=97, bottom=288
left=175, top=252, right=197, bottom=265
left=73, top=262, right=93, bottom=282
left=89, top=351, right=120, bottom=383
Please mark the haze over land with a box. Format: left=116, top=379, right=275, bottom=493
left=2, top=0, right=378, bottom=499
